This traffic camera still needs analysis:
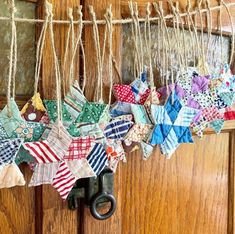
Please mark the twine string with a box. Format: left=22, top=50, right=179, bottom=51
left=34, top=8, right=49, bottom=95
left=46, top=1, right=63, bottom=134
left=7, top=0, right=17, bottom=117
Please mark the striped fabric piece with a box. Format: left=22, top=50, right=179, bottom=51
left=104, top=118, right=133, bottom=140
left=24, top=140, right=61, bottom=163
left=64, top=81, right=87, bottom=120
left=52, top=161, right=76, bottom=200
left=29, top=163, right=60, bottom=186
left=64, top=136, right=95, bottom=160
left=0, top=139, right=22, bottom=166
left=47, top=124, right=72, bottom=159
left=86, top=143, right=108, bottom=176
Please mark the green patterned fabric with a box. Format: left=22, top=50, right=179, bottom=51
left=0, top=99, right=23, bottom=133
left=0, top=99, right=46, bottom=142
left=67, top=123, right=81, bottom=137
left=15, top=147, right=35, bottom=165
left=44, top=100, right=73, bottom=124
left=11, top=121, right=46, bottom=142
left=76, top=102, right=107, bottom=124
left=210, top=119, right=225, bottom=134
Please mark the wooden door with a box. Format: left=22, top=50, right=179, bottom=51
left=0, top=0, right=235, bottom=234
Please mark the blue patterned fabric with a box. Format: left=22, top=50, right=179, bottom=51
left=86, top=143, right=108, bottom=175
left=149, top=94, right=198, bottom=157
left=104, top=118, right=133, bottom=140
left=110, top=101, right=132, bottom=117
left=0, top=139, right=22, bottom=166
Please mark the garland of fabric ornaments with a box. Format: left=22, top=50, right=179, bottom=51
left=1, top=0, right=235, bottom=200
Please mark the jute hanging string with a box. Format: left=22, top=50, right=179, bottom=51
left=45, top=1, right=63, bottom=134
left=7, top=0, right=17, bottom=117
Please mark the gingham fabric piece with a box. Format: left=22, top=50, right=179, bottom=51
left=0, top=163, right=25, bottom=188
left=201, top=107, right=223, bottom=122
left=24, top=140, right=61, bottom=163
left=64, top=81, right=87, bottom=120
left=0, top=99, right=23, bottom=134
left=76, top=102, right=107, bottom=124
left=86, top=143, right=108, bottom=176
left=104, top=118, right=133, bottom=140
left=0, top=139, right=22, bottom=166
left=63, top=136, right=95, bottom=160
left=0, top=122, right=8, bottom=140
left=66, top=159, right=96, bottom=179
left=21, top=93, right=46, bottom=122
left=219, top=92, right=235, bottom=106
left=149, top=94, right=198, bottom=157
left=210, top=119, right=225, bottom=134
left=52, top=161, right=76, bottom=200
left=29, top=163, right=60, bottom=186
left=46, top=124, right=72, bottom=159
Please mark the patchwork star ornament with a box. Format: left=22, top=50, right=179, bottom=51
left=0, top=138, right=25, bottom=188
left=149, top=94, right=198, bottom=158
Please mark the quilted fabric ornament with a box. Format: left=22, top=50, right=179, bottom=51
left=140, top=142, right=154, bottom=160
left=149, top=94, right=198, bottom=157
left=21, top=93, right=47, bottom=122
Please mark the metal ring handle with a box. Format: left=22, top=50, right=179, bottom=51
left=90, top=192, right=116, bottom=220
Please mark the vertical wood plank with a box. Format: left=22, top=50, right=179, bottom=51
left=0, top=166, right=35, bottom=234
left=81, top=0, right=122, bottom=233
left=37, top=0, right=80, bottom=233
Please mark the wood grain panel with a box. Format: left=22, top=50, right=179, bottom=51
left=81, top=0, right=122, bottom=233
left=37, top=0, right=80, bottom=233
left=121, top=133, right=229, bottom=234
left=0, top=166, right=35, bottom=234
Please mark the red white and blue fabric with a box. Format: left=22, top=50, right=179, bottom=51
left=104, top=117, right=133, bottom=140
left=149, top=94, right=198, bottom=157
left=86, top=143, right=108, bottom=176
left=52, top=161, right=76, bottom=200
